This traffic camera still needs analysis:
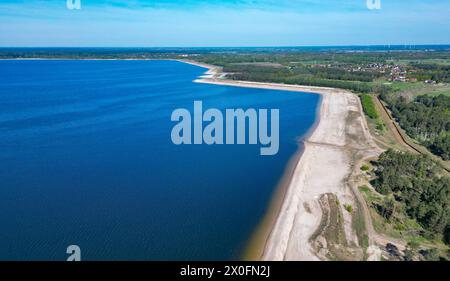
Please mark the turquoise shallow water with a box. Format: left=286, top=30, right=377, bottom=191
left=0, top=60, right=319, bottom=260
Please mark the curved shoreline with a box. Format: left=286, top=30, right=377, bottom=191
left=242, top=92, right=324, bottom=261
left=242, top=115, right=323, bottom=260
left=179, top=59, right=362, bottom=260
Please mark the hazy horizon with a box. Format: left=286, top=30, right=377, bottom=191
left=1, top=44, right=450, bottom=48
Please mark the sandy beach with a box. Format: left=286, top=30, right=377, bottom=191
left=180, top=60, right=381, bottom=261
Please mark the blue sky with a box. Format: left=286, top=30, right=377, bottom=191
left=0, top=0, right=449, bottom=47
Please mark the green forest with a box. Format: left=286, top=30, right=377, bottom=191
left=382, top=94, right=450, bottom=160
left=224, top=64, right=377, bottom=93
left=409, top=63, right=450, bottom=83
left=371, top=150, right=450, bottom=245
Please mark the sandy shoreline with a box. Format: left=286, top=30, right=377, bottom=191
left=181, top=59, right=380, bottom=261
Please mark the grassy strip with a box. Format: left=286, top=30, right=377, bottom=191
left=360, top=94, right=379, bottom=119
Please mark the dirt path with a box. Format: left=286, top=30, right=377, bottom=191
left=351, top=158, right=407, bottom=254
left=348, top=98, right=408, bottom=258
left=374, top=96, right=420, bottom=154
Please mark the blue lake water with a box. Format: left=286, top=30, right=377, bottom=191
left=0, top=60, right=319, bottom=261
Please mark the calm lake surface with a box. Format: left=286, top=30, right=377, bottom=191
left=0, top=60, right=319, bottom=260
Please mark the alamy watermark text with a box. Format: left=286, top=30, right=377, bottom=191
left=171, top=101, right=280, bottom=156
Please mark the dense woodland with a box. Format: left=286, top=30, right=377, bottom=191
left=371, top=150, right=450, bottom=245
left=382, top=94, right=450, bottom=160
left=409, top=63, right=450, bottom=83
left=221, top=64, right=381, bottom=93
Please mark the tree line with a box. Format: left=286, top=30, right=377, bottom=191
left=381, top=94, right=450, bottom=160
left=221, top=64, right=381, bottom=93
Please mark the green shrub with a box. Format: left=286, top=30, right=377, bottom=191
left=376, top=119, right=386, bottom=133
left=344, top=204, right=353, bottom=213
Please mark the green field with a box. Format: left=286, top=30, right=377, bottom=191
left=394, top=59, right=450, bottom=66
left=388, top=82, right=450, bottom=99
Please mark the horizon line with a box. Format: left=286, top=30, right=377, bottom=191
left=1, top=44, right=450, bottom=49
